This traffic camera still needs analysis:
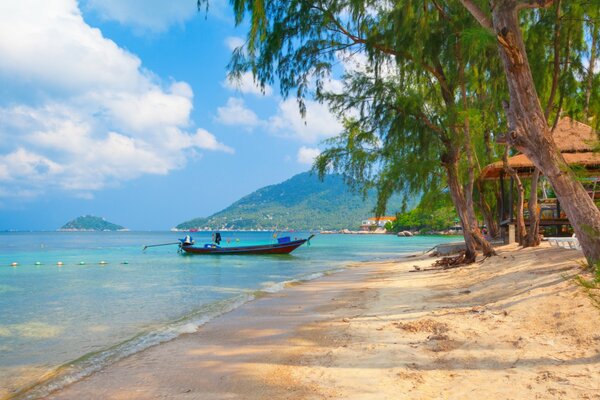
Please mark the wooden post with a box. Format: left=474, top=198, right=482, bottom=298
left=508, top=224, right=516, bottom=244
left=500, top=171, right=506, bottom=221
left=509, top=176, right=514, bottom=222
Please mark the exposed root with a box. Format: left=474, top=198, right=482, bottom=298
left=410, top=251, right=471, bottom=273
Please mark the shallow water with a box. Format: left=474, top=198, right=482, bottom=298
left=0, top=231, right=459, bottom=398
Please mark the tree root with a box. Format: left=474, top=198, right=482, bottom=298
left=410, top=251, right=471, bottom=272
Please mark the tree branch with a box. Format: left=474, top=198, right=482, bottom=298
left=517, top=0, right=554, bottom=10
left=459, top=0, right=493, bottom=31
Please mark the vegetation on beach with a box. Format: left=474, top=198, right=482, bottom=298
left=220, top=0, right=600, bottom=265
left=389, top=193, right=458, bottom=234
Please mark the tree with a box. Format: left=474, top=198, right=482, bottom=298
left=459, top=0, right=600, bottom=265
left=223, top=0, right=502, bottom=262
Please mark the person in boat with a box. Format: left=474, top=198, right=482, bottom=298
left=181, top=235, right=194, bottom=246
left=212, top=232, right=222, bottom=245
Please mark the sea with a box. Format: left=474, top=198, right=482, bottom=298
left=0, top=231, right=458, bottom=399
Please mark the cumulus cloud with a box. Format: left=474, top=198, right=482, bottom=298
left=223, top=71, right=273, bottom=96
left=190, top=129, right=234, bottom=154
left=267, top=99, right=342, bottom=143
left=215, top=98, right=261, bottom=126
left=83, top=0, right=196, bottom=33
left=0, top=0, right=232, bottom=198
left=297, top=146, right=320, bottom=165
left=214, top=96, right=342, bottom=143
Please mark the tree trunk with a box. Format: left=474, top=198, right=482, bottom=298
left=512, top=173, right=527, bottom=244
left=544, top=0, right=561, bottom=119
left=478, top=179, right=500, bottom=239
left=502, top=145, right=527, bottom=244
left=525, top=168, right=541, bottom=247
left=457, top=45, right=497, bottom=258
left=492, top=2, right=600, bottom=266
left=584, top=21, right=598, bottom=119
left=443, top=152, right=478, bottom=263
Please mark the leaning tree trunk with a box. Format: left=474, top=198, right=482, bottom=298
left=492, top=2, right=600, bottom=266
left=443, top=151, right=495, bottom=262
left=443, top=153, right=478, bottom=263
left=525, top=169, right=542, bottom=247
left=457, top=48, right=497, bottom=258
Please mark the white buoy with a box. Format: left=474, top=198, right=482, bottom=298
left=10, top=262, right=18, bottom=267
left=34, top=261, right=42, bottom=266
left=99, top=261, right=107, bottom=265
left=57, top=261, right=63, bottom=266
left=79, top=261, right=86, bottom=265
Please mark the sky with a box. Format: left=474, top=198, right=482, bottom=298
left=0, top=0, right=348, bottom=231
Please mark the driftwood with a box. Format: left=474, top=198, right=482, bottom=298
left=410, top=251, right=469, bottom=272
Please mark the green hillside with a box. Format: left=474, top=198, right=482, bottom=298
left=59, top=215, right=126, bottom=231
left=175, top=172, right=413, bottom=231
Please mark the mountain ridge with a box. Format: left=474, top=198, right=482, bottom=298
left=175, top=172, right=412, bottom=231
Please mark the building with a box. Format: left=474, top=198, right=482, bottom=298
left=480, top=117, right=600, bottom=239
left=360, top=216, right=396, bottom=231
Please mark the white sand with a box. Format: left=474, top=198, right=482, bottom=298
left=43, top=243, right=600, bottom=399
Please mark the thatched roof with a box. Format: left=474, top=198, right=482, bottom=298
left=481, top=152, right=600, bottom=179
left=552, top=117, right=598, bottom=152
left=480, top=118, right=599, bottom=180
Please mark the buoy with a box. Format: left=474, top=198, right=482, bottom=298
left=10, top=262, right=18, bottom=267
left=34, top=261, right=42, bottom=266
left=79, top=261, right=85, bottom=265
left=57, top=261, right=63, bottom=266
left=99, top=261, right=107, bottom=265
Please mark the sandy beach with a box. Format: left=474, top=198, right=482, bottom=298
left=42, top=243, right=600, bottom=399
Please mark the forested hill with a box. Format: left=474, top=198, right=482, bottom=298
left=175, top=172, right=412, bottom=231
left=59, top=215, right=126, bottom=231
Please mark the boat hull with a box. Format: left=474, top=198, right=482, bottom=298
left=181, top=237, right=311, bottom=255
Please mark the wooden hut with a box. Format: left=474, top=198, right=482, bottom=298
left=480, top=117, right=600, bottom=238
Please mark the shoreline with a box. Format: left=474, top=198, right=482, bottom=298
left=35, top=244, right=600, bottom=399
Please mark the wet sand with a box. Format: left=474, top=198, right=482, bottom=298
left=45, top=244, right=600, bottom=399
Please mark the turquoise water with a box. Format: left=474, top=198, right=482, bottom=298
left=0, top=231, right=458, bottom=398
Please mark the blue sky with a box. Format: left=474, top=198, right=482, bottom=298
left=0, top=0, right=346, bottom=230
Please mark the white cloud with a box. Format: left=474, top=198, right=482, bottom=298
left=214, top=96, right=342, bottom=143
left=223, top=71, right=273, bottom=96
left=0, top=0, right=233, bottom=198
left=268, top=99, right=342, bottom=143
left=297, top=147, right=320, bottom=165
left=215, top=97, right=261, bottom=126
left=190, top=129, right=234, bottom=154
left=225, top=36, right=245, bottom=51
left=83, top=0, right=196, bottom=33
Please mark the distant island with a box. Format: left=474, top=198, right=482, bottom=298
left=59, top=215, right=127, bottom=231
left=175, top=172, right=413, bottom=231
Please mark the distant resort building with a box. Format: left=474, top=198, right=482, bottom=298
left=360, top=216, right=396, bottom=232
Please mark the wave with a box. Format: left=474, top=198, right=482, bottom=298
left=10, top=267, right=345, bottom=400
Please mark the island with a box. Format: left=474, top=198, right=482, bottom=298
left=58, top=215, right=128, bottom=232
left=174, top=172, right=412, bottom=231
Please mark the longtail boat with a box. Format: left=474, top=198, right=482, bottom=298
left=179, top=235, right=315, bottom=255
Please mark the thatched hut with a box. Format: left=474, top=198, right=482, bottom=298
left=480, top=117, right=599, bottom=238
